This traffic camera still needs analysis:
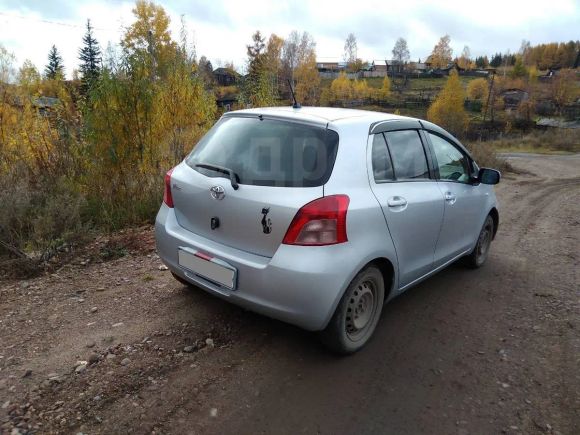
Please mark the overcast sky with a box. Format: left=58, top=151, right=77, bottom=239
left=1, top=0, right=578, bottom=77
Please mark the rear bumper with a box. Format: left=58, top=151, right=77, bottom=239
left=155, top=204, right=354, bottom=331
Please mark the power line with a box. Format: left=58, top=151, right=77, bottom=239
left=0, top=11, right=121, bottom=32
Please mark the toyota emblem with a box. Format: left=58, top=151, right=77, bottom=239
left=210, top=185, right=225, bottom=200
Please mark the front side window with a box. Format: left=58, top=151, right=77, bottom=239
left=428, top=132, right=470, bottom=183
left=384, top=130, right=430, bottom=180
left=186, top=117, right=339, bottom=187
left=371, top=133, right=394, bottom=182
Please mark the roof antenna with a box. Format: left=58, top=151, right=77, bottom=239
left=287, top=79, right=301, bottom=109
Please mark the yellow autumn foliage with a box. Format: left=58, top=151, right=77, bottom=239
left=467, top=78, right=489, bottom=100
left=378, top=76, right=391, bottom=99
left=329, top=72, right=352, bottom=101
left=0, top=0, right=217, bottom=239
left=427, top=70, right=469, bottom=135
left=328, top=74, right=387, bottom=104
left=295, top=51, right=320, bottom=105
left=352, top=79, right=371, bottom=99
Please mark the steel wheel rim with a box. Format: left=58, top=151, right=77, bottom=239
left=345, top=280, right=377, bottom=341
left=476, top=221, right=493, bottom=263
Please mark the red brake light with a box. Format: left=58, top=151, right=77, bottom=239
left=282, top=195, right=350, bottom=246
left=163, top=168, right=175, bottom=208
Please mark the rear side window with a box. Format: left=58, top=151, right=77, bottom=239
left=384, top=130, right=429, bottom=180
left=371, top=133, right=394, bottom=182
left=187, top=117, right=339, bottom=187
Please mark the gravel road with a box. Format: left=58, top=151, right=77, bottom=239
left=1, top=153, right=579, bottom=435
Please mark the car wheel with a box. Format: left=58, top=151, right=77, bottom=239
left=465, top=215, right=494, bottom=269
left=320, top=265, right=385, bottom=355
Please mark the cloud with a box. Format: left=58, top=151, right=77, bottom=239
left=1, top=0, right=79, bottom=20
left=0, top=0, right=578, bottom=77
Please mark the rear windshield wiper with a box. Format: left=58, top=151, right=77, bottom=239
left=195, top=163, right=240, bottom=190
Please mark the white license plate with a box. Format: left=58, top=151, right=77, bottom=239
left=178, top=248, right=236, bottom=290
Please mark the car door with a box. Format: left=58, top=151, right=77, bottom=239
left=425, top=131, right=488, bottom=267
left=368, top=130, right=445, bottom=289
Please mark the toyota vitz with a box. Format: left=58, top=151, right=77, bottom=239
left=155, top=107, right=500, bottom=354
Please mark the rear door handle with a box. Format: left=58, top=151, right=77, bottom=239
left=387, top=196, right=408, bottom=208
left=444, top=192, right=457, bottom=204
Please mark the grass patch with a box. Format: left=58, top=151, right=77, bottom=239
left=464, top=142, right=513, bottom=173
left=482, top=129, right=580, bottom=154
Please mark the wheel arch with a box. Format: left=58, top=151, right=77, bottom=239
left=489, top=207, right=499, bottom=239
left=320, top=255, right=397, bottom=330
left=369, top=257, right=396, bottom=301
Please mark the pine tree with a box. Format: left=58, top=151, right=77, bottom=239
left=241, top=31, right=276, bottom=107
left=45, top=45, right=64, bottom=80
left=510, top=57, right=528, bottom=78
left=490, top=53, right=502, bottom=68
left=79, top=19, right=101, bottom=88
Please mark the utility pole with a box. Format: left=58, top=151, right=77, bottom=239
left=481, top=70, right=496, bottom=139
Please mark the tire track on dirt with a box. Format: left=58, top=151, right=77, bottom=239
left=502, top=177, right=580, bottom=247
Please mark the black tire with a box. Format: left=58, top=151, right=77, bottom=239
left=465, top=215, right=494, bottom=269
left=320, top=265, right=385, bottom=355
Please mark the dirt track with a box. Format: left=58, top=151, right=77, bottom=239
left=1, top=154, right=579, bottom=435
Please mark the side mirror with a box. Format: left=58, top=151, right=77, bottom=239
left=478, top=167, right=501, bottom=185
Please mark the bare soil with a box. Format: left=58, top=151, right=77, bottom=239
left=1, top=154, right=579, bottom=435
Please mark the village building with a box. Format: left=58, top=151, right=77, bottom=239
left=213, top=67, right=240, bottom=86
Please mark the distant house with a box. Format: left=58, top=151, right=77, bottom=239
left=316, top=61, right=346, bottom=73
left=356, top=60, right=406, bottom=78
left=360, top=62, right=374, bottom=72
left=371, top=60, right=387, bottom=74
left=413, top=62, right=429, bottom=73
left=213, top=68, right=240, bottom=86
left=438, top=62, right=465, bottom=76
left=387, top=60, right=406, bottom=74
left=316, top=61, right=349, bottom=79
left=370, top=60, right=405, bottom=75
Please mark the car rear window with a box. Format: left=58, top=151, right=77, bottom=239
left=186, top=117, right=339, bottom=187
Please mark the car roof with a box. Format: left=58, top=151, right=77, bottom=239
left=223, top=106, right=473, bottom=160
left=225, top=106, right=415, bottom=126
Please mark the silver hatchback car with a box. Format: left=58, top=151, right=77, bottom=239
left=155, top=107, right=500, bottom=353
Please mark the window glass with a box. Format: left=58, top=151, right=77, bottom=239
left=371, top=133, right=394, bottom=182
left=186, top=117, right=339, bottom=187
left=384, top=130, right=429, bottom=180
left=428, top=132, right=470, bottom=183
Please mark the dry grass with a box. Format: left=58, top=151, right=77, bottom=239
left=466, top=129, right=579, bottom=173
left=464, top=142, right=513, bottom=173
left=480, top=129, right=580, bottom=154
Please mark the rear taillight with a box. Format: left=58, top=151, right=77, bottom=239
left=282, top=195, right=350, bottom=246
left=163, top=168, right=174, bottom=208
